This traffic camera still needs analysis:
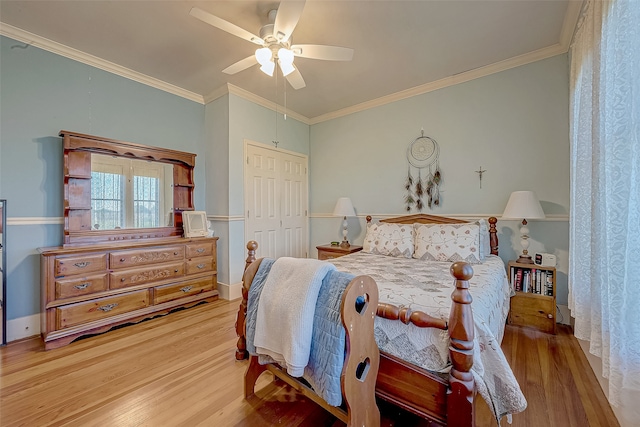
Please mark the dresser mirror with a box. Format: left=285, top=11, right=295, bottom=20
left=61, top=131, right=196, bottom=247
left=90, top=153, right=175, bottom=230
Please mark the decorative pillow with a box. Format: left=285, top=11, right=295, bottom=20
left=413, top=223, right=482, bottom=264
left=363, top=222, right=414, bottom=258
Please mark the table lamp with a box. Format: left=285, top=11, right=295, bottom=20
left=333, top=197, right=356, bottom=248
left=501, top=191, right=545, bottom=264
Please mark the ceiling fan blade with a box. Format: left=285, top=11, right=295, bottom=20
left=291, top=44, right=354, bottom=61
left=189, top=7, right=264, bottom=45
left=273, top=0, right=306, bottom=43
left=285, top=67, right=306, bottom=90
left=222, top=55, right=258, bottom=75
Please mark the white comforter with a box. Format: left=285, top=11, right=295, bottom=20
left=329, top=252, right=527, bottom=419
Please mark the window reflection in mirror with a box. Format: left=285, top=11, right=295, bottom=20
left=91, top=154, right=174, bottom=230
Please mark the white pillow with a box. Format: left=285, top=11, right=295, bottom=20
left=413, top=223, right=482, bottom=264
left=363, top=222, right=414, bottom=258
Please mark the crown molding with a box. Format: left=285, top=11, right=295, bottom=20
left=204, top=83, right=311, bottom=125
left=559, top=0, right=584, bottom=49
left=0, top=23, right=205, bottom=105
left=2, top=0, right=582, bottom=125
left=309, top=42, right=568, bottom=124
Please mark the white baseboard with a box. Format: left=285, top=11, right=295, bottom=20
left=7, top=313, right=40, bottom=342
left=217, top=281, right=243, bottom=301
left=557, top=304, right=571, bottom=325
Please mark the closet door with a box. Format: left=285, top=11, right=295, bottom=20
left=245, top=143, right=308, bottom=259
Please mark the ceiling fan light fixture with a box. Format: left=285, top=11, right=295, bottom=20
left=255, top=47, right=272, bottom=65
left=260, top=60, right=275, bottom=76
left=278, top=47, right=294, bottom=65
left=278, top=59, right=295, bottom=77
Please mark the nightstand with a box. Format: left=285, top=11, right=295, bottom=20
left=507, top=260, right=557, bottom=334
left=316, top=244, right=363, bottom=260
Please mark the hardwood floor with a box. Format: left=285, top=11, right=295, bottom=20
left=0, top=299, right=619, bottom=426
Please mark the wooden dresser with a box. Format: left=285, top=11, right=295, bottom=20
left=40, top=237, right=218, bottom=349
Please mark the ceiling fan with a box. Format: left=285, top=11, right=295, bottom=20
left=189, top=1, right=354, bottom=90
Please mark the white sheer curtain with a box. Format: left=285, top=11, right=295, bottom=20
left=569, top=0, right=640, bottom=421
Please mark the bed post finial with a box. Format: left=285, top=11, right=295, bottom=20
left=366, top=215, right=372, bottom=224
left=488, top=217, right=498, bottom=256
left=448, top=261, right=476, bottom=426
left=246, top=240, right=258, bottom=271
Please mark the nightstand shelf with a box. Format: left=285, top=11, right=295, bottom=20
left=508, top=261, right=556, bottom=334
left=316, top=244, right=362, bottom=260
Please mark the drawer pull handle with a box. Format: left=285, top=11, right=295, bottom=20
left=174, top=252, right=179, bottom=255
left=197, top=263, right=206, bottom=269
left=120, top=258, right=126, bottom=262
left=121, top=278, right=126, bottom=282
left=74, top=262, right=90, bottom=268
left=174, top=269, right=179, bottom=273
left=98, top=303, right=118, bottom=312
left=74, top=283, right=90, bottom=290
left=180, top=286, right=193, bottom=293
left=196, top=248, right=205, bottom=253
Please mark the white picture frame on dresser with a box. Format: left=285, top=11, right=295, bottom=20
left=183, top=211, right=208, bottom=238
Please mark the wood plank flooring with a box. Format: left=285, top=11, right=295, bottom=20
left=0, top=299, right=619, bottom=426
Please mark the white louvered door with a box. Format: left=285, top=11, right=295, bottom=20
left=245, top=142, right=308, bottom=260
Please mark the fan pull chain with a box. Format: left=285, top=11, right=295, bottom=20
left=273, top=66, right=279, bottom=148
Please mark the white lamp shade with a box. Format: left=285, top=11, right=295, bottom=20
left=278, top=47, right=294, bottom=65
left=255, top=47, right=272, bottom=65
left=278, top=59, right=295, bottom=76
left=259, top=61, right=275, bottom=76
left=333, top=197, right=356, bottom=217
left=501, top=191, right=545, bottom=220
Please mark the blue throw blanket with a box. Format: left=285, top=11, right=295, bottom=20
left=245, top=258, right=354, bottom=406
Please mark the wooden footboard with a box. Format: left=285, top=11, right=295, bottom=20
left=239, top=249, right=381, bottom=427
left=236, top=241, right=477, bottom=426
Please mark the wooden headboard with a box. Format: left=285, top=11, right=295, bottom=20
left=365, top=213, right=499, bottom=256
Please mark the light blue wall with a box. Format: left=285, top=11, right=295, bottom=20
left=0, top=36, right=206, bottom=321
left=309, top=54, right=570, bottom=305
left=206, top=93, right=310, bottom=286
left=0, top=31, right=571, bottom=328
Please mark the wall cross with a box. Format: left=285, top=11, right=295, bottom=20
left=475, top=166, right=487, bottom=189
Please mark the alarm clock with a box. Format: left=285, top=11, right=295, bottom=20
left=535, top=253, right=556, bottom=267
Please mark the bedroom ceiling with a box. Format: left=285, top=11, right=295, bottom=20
left=0, top=1, right=581, bottom=122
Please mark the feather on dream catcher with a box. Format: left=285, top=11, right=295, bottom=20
left=405, top=130, right=442, bottom=211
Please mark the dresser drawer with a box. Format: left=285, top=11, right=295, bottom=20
left=110, top=262, right=185, bottom=290
left=185, top=257, right=216, bottom=275
left=186, top=241, right=215, bottom=258
left=110, top=246, right=184, bottom=269
left=56, top=290, right=149, bottom=329
left=55, top=273, right=108, bottom=299
left=55, top=254, right=107, bottom=277
left=318, top=252, right=342, bottom=260
left=153, top=276, right=215, bottom=305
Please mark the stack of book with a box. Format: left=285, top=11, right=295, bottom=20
left=511, top=267, right=553, bottom=296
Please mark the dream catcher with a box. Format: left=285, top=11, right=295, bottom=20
left=405, top=130, right=442, bottom=211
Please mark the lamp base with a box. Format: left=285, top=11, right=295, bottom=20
left=516, top=254, right=535, bottom=264
left=340, top=239, right=351, bottom=248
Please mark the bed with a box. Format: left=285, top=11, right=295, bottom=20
left=235, top=214, right=526, bottom=426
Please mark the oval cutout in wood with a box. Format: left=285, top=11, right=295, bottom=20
left=355, top=357, right=371, bottom=381
left=355, top=293, right=369, bottom=315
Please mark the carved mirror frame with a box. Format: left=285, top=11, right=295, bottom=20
left=61, top=130, right=196, bottom=247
